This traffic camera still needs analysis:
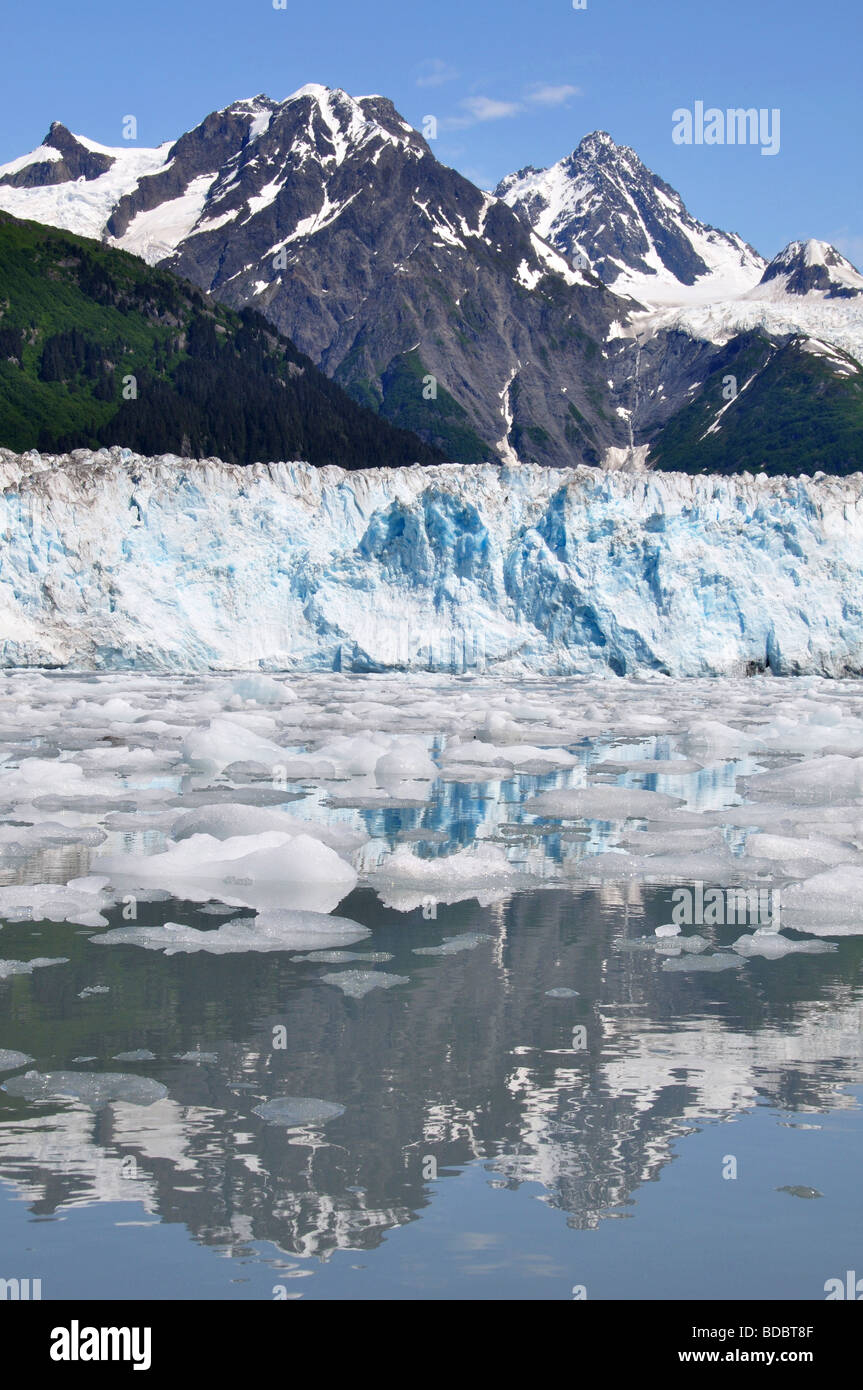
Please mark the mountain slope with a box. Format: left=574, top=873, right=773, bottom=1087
left=615, top=237, right=863, bottom=471
left=3, top=103, right=861, bottom=476
left=495, top=131, right=765, bottom=306
left=0, top=90, right=631, bottom=467
left=647, top=330, right=863, bottom=476
left=0, top=211, right=442, bottom=466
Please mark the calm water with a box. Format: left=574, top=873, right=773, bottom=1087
left=0, top=672, right=861, bottom=1299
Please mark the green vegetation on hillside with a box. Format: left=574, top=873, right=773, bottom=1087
left=369, top=348, right=491, bottom=463
left=650, top=331, right=863, bottom=476
left=0, top=211, right=443, bottom=467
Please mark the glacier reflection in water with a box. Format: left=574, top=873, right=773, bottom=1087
left=0, top=671, right=861, bottom=1299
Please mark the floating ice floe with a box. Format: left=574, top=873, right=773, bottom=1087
left=0, top=879, right=112, bottom=927
left=741, top=755, right=863, bottom=805
left=616, top=933, right=708, bottom=954
left=89, top=908, right=370, bottom=955
left=685, top=720, right=756, bottom=754
left=732, top=932, right=836, bottom=958
left=413, top=933, right=494, bottom=955
left=252, top=1097, right=345, bottom=1127
left=0, top=957, right=69, bottom=979
left=291, top=950, right=393, bottom=963
left=230, top=674, right=295, bottom=706
left=370, top=844, right=530, bottom=898
left=661, top=953, right=745, bottom=972
left=0, top=822, right=106, bottom=856
left=374, top=744, right=438, bottom=782
left=320, top=970, right=409, bottom=998
left=776, top=866, right=863, bottom=934
left=182, top=719, right=289, bottom=774
left=618, top=827, right=724, bottom=855
left=169, top=802, right=366, bottom=854
left=0, top=1048, right=33, bottom=1069
left=313, top=733, right=400, bottom=778
left=744, top=831, right=860, bottom=869
left=112, top=1050, right=157, bottom=1062
left=1, top=1070, right=167, bottom=1107
left=594, top=758, right=704, bottom=776
left=94, top=830, right=358, bottom=914
left=566, top=846, right=775, bottom=886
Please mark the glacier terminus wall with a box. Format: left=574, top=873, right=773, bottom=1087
left=1, top=447, right=862, bottom=677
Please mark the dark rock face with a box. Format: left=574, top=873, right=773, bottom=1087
left=4, top=95, right=860, bottom=475
left=105, top=90, right=632, bottom=464
left=107, top=103, right=272, bottom=238
left=759, top=240, right=863, bottom=299
left=496, top=130, right=760, bottom=293
left=0, top=123, right=115, bottom=188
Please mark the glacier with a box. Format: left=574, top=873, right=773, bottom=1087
left=1, top=446, right=862, bottom=676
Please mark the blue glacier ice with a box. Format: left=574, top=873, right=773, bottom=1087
left=1, top=446, right=862, bottom=676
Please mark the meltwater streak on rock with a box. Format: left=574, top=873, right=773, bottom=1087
left=1, top=448, right=863, bottom=676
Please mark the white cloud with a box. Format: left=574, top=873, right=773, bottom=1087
left=441, top=95, right=525, bottom=131
left=462, top=96, right=524, bottom=122
left=439, top=83, right=582, bottom=132
left=526, top=83, right=582, bottom=107
left=416, top=59, right=460, bottom=89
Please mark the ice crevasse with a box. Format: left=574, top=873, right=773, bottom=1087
left=1, top=447, right=862, bottom=676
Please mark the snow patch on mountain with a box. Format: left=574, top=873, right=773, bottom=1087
left=631, top=270, right=863, bottom=363
left=496, top=132, right=765, bottom=307
left=115, top=173, right=220, bottom=265
left=0, top=138, right=172, bottom=242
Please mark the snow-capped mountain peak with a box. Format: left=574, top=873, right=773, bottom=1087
left=0, top=121, right=119, bottom=187
left=0, top=87, right=429, bottom=266
left=0, top=125, right=172, bottom=242
left=756, top=239, right=863, bottom=299
left=496, top=130, right=765, bottom=307
left=0, top=85, right=620, bottom=466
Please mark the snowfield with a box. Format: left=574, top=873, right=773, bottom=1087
left=1, top=448, right=863, bottom=676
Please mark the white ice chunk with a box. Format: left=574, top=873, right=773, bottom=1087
left=320, top=970, right=409, bottom=997
left=169, top=803, right=365, bottom=853
left=742, top=755, right=863, bottom=805
left=375, top=745, right=438, bottom=781
left=0, top=957, right=69, bottom=978
left=252, top=1097, right=344, bottom=1126
left=182, top=719, right=288, bottom=773
left=94, top=830, right=358, bottom=913
left=1, top=1070, right=167, bottom=1107
left=781, top=866, right=863, bottom=934
left=661, top=953, right=745, bottom=971
left=413, top=932, right=494, bottom=955
left=0, top=1049, right=33, bottom=1069
left=90, top=908, right=369, bottom=955
left=230, top=675, right=295, bottom=706
left=732, top=932, right=836, bottom=958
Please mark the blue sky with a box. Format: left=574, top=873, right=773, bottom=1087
left=2, top=0, right=860, bottom=261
